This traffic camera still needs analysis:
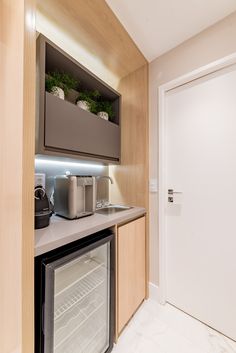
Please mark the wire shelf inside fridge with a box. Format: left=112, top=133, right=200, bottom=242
left=55, top=305, right=108, bottom=353
left=54, top=288, right=107, bottom=348
left=55, top=255, right=106, bottom=297
left=54, top=264, right=107, bottom=321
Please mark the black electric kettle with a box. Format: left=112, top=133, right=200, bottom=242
left=34, top=186, right=52, bottom=229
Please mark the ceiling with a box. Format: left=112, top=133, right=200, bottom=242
left=105, top=0, right=236, bottom=62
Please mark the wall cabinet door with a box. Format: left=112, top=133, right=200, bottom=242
left=45, top=93, right=120, bottom=161
left=117, top=216, right=146, bottom=334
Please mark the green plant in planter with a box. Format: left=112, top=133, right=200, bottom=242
left=97, top=101, right=114, bottom=119
left=76, top=90, right=100, bottom=114
left=91, top=90, right=101, bottom=100
left=45, top=70, right=78, bottom=96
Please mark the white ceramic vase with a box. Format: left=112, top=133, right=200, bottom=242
left=97, top=111, right=109, bottom=120
left=77, top=100, right=90, bottom=111
left=51, top=86, right=65, bottom=100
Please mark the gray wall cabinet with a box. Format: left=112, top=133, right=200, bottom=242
left=36, top=35, right=121, bottom=163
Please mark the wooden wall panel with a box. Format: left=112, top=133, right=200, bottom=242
left=0, top=1, right=35, bottom=353
left=110, top=64, right=149, bottom=299
left=22, top=0, right=36, bottom=352
left=0, top=2, right=148, bottom=352
left=110, top=64, right=149, bottom=210
left=37, top=0, right=147, bottom=80
left=0, top=3, right=24, bottom=352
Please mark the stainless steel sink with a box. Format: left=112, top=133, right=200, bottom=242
left=95, top=205, right=133, bottom=215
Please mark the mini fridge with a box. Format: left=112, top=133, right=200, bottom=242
left=35, top=229, right=115, bottom=353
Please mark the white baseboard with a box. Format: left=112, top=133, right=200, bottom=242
left=149, top=282, right=160, bottom=302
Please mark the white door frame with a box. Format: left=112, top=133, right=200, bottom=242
left=158, top=53, right=236, bottom=305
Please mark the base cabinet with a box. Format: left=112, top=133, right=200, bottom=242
left=117, top=216, right=146, bottom=334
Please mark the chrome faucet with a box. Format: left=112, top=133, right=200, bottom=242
left=96, top=175, right=114, bottom=184
left=96, top=176, right=113, bottom=208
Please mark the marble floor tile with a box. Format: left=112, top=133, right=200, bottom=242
left=113, top=299, right=236, bottom=353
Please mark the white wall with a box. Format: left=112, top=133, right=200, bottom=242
left=149, top=11, right=236, bottom=285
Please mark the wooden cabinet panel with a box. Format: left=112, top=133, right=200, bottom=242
left=37, top=0, right=147, bottom=80
left=117, top=217, right=146, bottom=334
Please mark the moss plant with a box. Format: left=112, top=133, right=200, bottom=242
left=97, top=101, right=114, bottom=119
left=76, top=90, right=114, bottom=119
left=45, top=70, right=78, bottom=96
left=76, top=90, right=101, bottom=114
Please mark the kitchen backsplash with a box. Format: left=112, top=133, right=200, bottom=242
left=35, top=156, right=109, bottom=203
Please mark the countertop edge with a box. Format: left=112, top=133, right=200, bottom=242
left=35, top=207, right=146, bottom=257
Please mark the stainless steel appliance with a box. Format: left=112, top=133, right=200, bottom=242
left=54, top=175, right=96, bottom=219
left=35, top=230, right=115, bottom=353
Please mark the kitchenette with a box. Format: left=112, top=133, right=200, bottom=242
left=0, top=1, right=148, bottom=352
left=4, top=2, right=236, bottom=353
left=35, top=201, right=146, bottom=353
left=33, top=26, right=148, bottom=353
left=34, top=164, right=146, bottom=353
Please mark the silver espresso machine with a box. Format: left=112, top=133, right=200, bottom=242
left=54, top=175, right=96, bottom=219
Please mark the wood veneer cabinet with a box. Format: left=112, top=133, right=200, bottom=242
left=117, top=216, right=146, bottom=334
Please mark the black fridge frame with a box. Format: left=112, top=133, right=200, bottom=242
left=35, top=229, right=115, bottom=353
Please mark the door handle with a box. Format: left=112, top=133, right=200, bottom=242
left=168, top=189, right=183, bottom=195
left=168, top=189, right=183, bottom=203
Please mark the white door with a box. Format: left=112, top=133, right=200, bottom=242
left=165, top=65, right=236, bottom=341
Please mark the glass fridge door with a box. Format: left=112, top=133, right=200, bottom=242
left=43, top=236, right=113, bottom=353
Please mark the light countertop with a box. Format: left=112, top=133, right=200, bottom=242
left=35, top=206, right=146, bottom=256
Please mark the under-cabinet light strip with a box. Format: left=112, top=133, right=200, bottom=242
left=35, top=158, right=104, bottom=170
